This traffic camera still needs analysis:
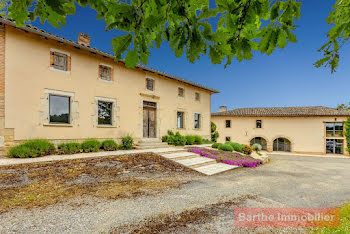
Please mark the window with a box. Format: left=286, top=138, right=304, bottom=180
left=194, top=113, right=201, bottom=129
left=146, top=78, right=154, bottom=91
left=178, top=87, right=184, bottom=97
left=225, top=136, right=231, bottom=142
left=326, top=139, right=344, bottom=154
left=273, top=138, right=291, bottom=152
left=195, top=92, right=200, bottom=101
left=98, top=101, right=113, bottom=125
left=225, top=120, right=231, bottom=128
left=53, top=52, right=68, bottom=71
left=49, top=95, right=70, bottom=124
left=99, top=65, right=112, bottom=81
left=256, top=120, right=262, bottom=128
left=177, top=112, right=184, bottom=129
left=250, top=137, right=267, bottom=150
left=326, top=122, right=343, bottom=137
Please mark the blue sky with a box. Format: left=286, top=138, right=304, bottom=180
left=31, top=0, right=350, bottom=112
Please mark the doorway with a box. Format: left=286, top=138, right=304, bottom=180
left=143, top=101, right=157, bottom=138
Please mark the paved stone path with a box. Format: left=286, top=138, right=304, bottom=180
left=159, top=151, right=238, bottom=175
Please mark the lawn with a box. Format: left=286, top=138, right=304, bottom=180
left=0, top=153, right=197, bottom=213
left=187, top=147, right=263, bottom=167
left=312, top=202, right=350, bottom=233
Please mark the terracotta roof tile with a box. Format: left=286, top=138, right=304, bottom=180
left=212, top=106, right=350, bottom=117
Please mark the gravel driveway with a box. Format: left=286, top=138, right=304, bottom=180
left=1, top=154, right=349, bottom=233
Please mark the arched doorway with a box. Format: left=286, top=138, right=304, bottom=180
left=273, top=138, right=291, bottom=152
left=250, top=137, right=267, bottom=150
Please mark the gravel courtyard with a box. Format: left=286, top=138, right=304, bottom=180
left=0, top=154, right=349, bottom=233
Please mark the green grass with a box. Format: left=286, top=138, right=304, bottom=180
left=312, top=202, right=350, bottom=233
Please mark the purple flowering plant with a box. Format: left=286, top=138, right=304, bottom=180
left=187, top=147, right=263, bottom=168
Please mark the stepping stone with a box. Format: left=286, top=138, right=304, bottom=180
left=193, top=163, right=239, bottom=176
left=161, top=152, right=198, bottom=159
left=176, top=157, right=215, bottom=167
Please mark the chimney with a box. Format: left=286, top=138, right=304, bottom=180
left=219, top=106, right=227, bottom=112
left=78, top=32, right=91, bottom=47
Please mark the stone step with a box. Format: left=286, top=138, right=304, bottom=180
left=161, top=152, right=198, bottom=160
left=175, top=157, right=216, bottom=167
left=135, top=145, right=173, bottom=150
left=138, top=138, right=162, bottom=143
left=190, top=160, right=217, bottom=168
left=193, top=163, right=239, bottom=176
left=136, top=142, right=169, bottom=147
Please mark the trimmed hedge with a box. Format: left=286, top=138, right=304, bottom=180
left=212, top=142, right=221, bottom=148
left=218, top=144, right=233, bottom=152
left=101, top=139, right=118, bottom=151
left=58, top=142, right=82, bottom=154
left=8, top=139, right=56, bottom=158
left=81, top=139, right=101, bottom=153
left=226, top=142, right=244, bottom=153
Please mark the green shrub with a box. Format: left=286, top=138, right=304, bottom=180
left=203, top=139, right=212, bottom=144
left=58, top=142, right=82, bottom=154
left=167, top=135, right=175, bottom=145
left=120, top=136, right=134, bottom=150
left=8, top=145, right=32, bottom=158
left=194, top=135, right=203, bottom=144
left=226, top=142, right=244, bottom=153
left=252, top=143, right=262, bottom=152
left=185, top=135, right=195, bottom=145
left=101, top=140, right=118, bottom=151
left=218, top=144, right=233, bottom=152
left=212, top=142, right=221, bottom=148
left=161, top=135, right=168, bottom=142
left=81, top=139, right=101, bottom=153
left=173, top=132, right=187, bottom=146
left=167, top=130, right=175, bottom=136
left=242, top=145, right=253, bottom=155
left=211, top=122, right=219, bottom=142
left=8, top=139, right=55, bottom=158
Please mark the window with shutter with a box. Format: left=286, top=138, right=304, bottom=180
left=99, top=65, right=112, bottom=81
left=195, top=92, right=200, bottom=101
left=53, top=52, right=68, bottom=71
left=146, top=78, right=154, bottom=91
left=178, top=87, right=184, bottom=97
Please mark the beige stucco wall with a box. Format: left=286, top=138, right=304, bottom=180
left=212, top=115, right=349, bottom=155
left=4, top=26, right=212, bottom=143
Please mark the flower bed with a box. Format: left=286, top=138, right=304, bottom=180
left=188, top=147, right=263, bottom=168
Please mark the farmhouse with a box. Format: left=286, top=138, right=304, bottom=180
left=0, top=18, right=218, bottom=155
left=212, top=106, right=350, bottom=155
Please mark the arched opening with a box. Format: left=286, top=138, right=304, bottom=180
left=250, top=137, right=267, bottom=150
left=273, top=138, right=291, bottom=152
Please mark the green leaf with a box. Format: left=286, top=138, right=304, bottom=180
left=125, top=50, right=139, bottom=68
left=111, top=34, right=133, bottom=60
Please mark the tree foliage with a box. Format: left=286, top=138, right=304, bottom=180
left=2, top=0, right=349, bottom=73
left=2, top=0, right=302, bottom=68
left=337, top=103, right=350, bottom=110
left=315, top=0, right=350, bottom=73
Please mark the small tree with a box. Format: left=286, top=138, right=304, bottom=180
left=211, top=122, right=219, bottom=143
left=344, top=118, right=350, bottom=153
